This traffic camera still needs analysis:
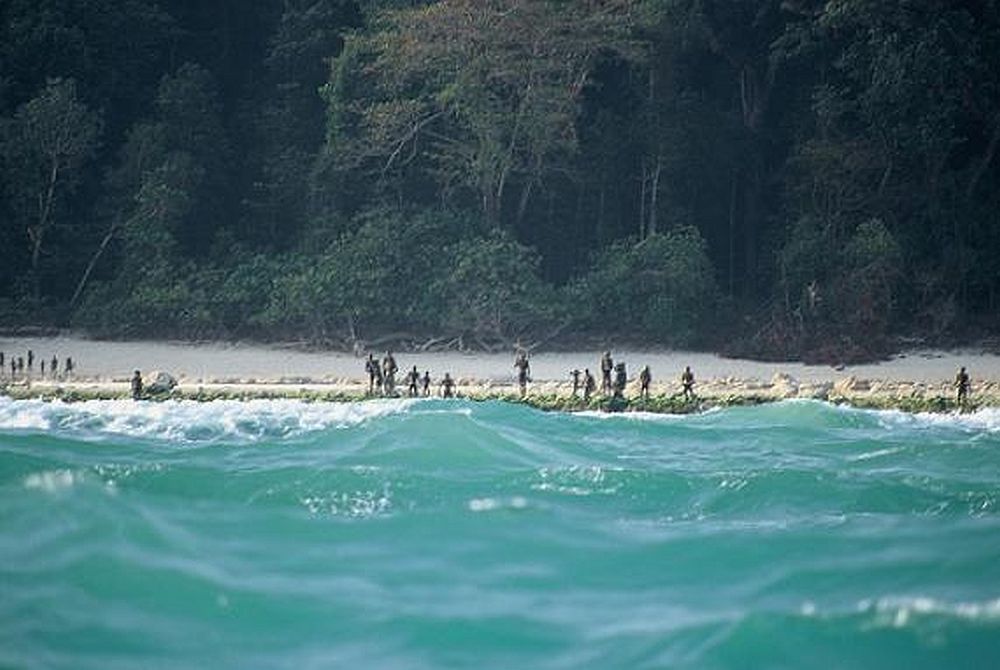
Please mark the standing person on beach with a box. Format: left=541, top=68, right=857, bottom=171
left=51, top=356, right=57, bottom=379
left=422, top=371, right=431, bottom=397
left=131, top=370, right=143, bottom=400
left=27, top=350, right=34, bottom=371
left=65, top=357, right=74, bottom=378
left=613, top=362, right=627, bottom=399
left=514, top=351, right=531, bottom=396
left=9, top=359, right=15, bottom=380
left=0, top=352, right=4, bottom=375
left=17, top=357, right=24, bottom=376
left=570, top=369, right=581, bottom=397
left=440, top=373, right=455, bottom=398
left=639, top=365, right=651, bottom=400
left=365, top=354, right=380, bottom=394
left=600, top=351, right=614, bottom=394
left=584, top=369, right=596, bottom=401
left=681, top=366, right=695, bottom=400
left=382, top=351, right=398, bottom=395
left=407, top=366, right=420, bottom=397
left=955, top=366, right=971, bottom=406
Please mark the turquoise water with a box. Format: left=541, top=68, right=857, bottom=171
left=1, top=397, right=999, bottom=669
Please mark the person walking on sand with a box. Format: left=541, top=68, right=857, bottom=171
left=27, top=350, right=34, bottom=371
left=440, top=373, right=455, bottom=398
left=583, top=369, right=596, bottom=401
left=570, top=369, right=581, bottom=397
left=131, top=370, right=143, bottom=400
left=639, top=365, right=651, bottom=400
left=65, top=357, right=74, bottom=378
left=422, top=370, right=431, bottom=397
left=407, top=365, right=420, bottom=397
left=51, top=355, right=57, bottom=380
left=600, top=351, right=614, bottom=395
left=514, top=351, right=531, bottom=397
left=681, top=366, right=695, bottom=400
left=955, top=366, right=971, bottom=407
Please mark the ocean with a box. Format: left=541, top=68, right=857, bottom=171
left=1, top=397, right=998, bottom=669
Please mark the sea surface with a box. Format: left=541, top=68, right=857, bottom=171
left=1, top=397, right=999, bottom=669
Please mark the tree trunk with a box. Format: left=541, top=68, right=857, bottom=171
left=71, top=223, right=118, bottom=306
left=648, top=157, right=661, bottom=236
left=30, top=159, right=60, bottom=271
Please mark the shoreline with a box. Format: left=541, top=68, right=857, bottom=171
left=0, top=334, right=995, bottom=414
left=1, top=376, right=991, bottom=416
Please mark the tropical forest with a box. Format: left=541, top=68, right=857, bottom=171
left=2, top=0, right=999, bottom=362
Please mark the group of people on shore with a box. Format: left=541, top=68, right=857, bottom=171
left=0, top=349, right=74, bottom=381
left=566, top=351, right=696, bottom=402
left=361, top=349, right=698, bottom=402
left=364, top=351, right=457, bottom=398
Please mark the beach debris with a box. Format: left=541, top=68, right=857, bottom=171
left=833, top=376, right=872, bottom=395
left=771, top=372, right=799, bottom=398
left=144, top=370, right=178, bottom=394
left=801, top=381, right=833, bottom=400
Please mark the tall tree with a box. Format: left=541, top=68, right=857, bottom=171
left=324, top=0, right=641, bottom=228
left=0, top=77, right=101, bottom=296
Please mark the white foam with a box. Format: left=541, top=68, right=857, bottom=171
left=468, top=496, right=528, bottom=512
left=0, top=396, right=419, bottom=443
left=872, top=406, right=1000, bottom=432
left=23, top=469, right=80, bottom=492
left=858, top=596, right=1000, bottom=625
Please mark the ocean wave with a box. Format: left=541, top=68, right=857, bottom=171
left=795, top=596, right=1000, bottom=627
left=873, top=406, right=1000, bottom=433
left=0, top=396, right=420, bottom=444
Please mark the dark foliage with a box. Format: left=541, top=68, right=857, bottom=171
left=2, top=0, right=999, bottom=359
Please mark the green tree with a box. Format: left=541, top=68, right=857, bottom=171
left=0, top=77, right=100, bottom=296
left=324, top=0, right=640, bottom=227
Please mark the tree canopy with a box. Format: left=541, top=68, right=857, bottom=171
left=2, top=0, right=999, bottom=359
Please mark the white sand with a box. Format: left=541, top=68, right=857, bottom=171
left=0, top=335, right=996, bottom=386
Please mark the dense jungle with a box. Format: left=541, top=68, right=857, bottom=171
left=2, top=0, right=999, bottom=362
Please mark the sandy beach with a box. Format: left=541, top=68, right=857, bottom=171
left=1, top=334, right=998, bottom=404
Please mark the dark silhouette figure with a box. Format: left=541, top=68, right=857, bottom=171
left=681, top=366, right=695, bottom=400
left=407, top=365, right=420, bottom=397
left=10, top=359, right=16, bottom=380
left=0, top=351, right=4, bottom=371
left=40, top=360, right=45, bottom=377
left=955, top=366, right=971, bottom=407
left=17, top=357, right=24, bottom=375
left=131, top=370, right=143, bottom=400
left=514, top=351, right=530, bottom=396
left=570, top=369, right=581, bottom=397
left=27, top=350, right=34, bottom=370
left=613, top=362, right=627, bottom=399
left=583, top=369, right=596, bottom=401
left=639, top=365, right=651, bottom=400
left=65, top=357, right=74, bottom=378
left=441, top=373, right=455, bottom=398
left=50, top=355, right=58, bottom=379
left=365, top=354, right=381, bottom=394
left=382, top=351, right=398, bottom=395
left=600, top=351, right=613, bottom=394
left=422, top=371, right=431, bottom=397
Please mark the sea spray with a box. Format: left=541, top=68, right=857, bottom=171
left=2, top=399, right=999, bottom=669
